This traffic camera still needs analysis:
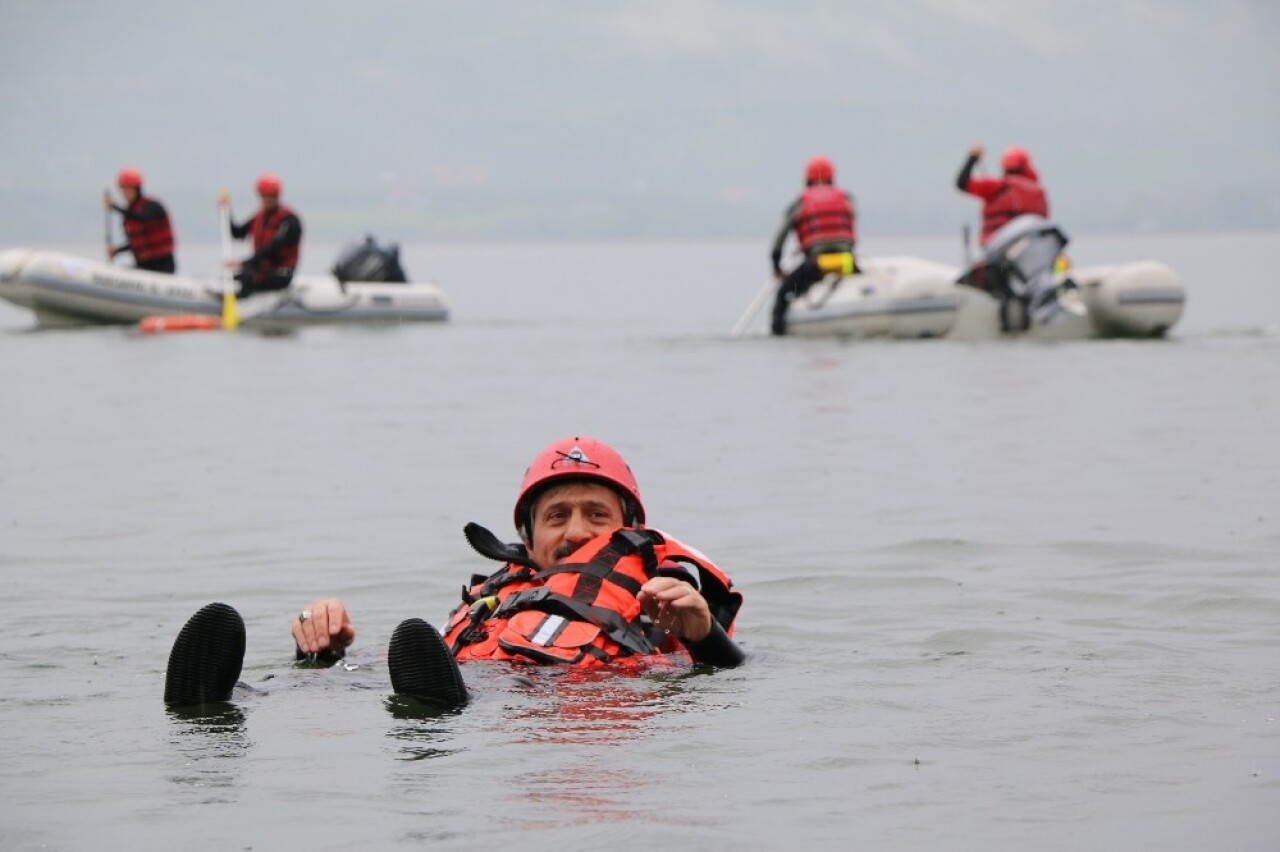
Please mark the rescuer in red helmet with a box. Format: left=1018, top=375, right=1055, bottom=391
left=103, top=167, right=177, bottom=274
left=162, top=437, right=745, bottom=710
left=956, top=144, right=1050, bottom=245
left=217, top=173, right=304, bottom=298
left=767, top=155, right=858, bottom=335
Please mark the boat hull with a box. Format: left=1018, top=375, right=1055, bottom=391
left=784, top=255, right=1184, bottom=340
left=0, top=249, right=449, bottom=328
left=785, top=256, right=962, bottom=339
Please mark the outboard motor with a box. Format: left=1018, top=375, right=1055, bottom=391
left=957, top=215, right=1069, bottom=331
left=331, top=235, right=409, bottom=288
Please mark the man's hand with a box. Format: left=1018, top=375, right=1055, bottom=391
left=291, top=598, right=356, bottom=656
left=968, top=144, right=984, bottom=159
left=637, top=577, right=712, bottom=643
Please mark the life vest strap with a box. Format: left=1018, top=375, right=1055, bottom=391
left=536, top=558, right=644, bottom=596
left=463, top=522, right=539, bottom=569
left=494, top=587, right=656, bottom=656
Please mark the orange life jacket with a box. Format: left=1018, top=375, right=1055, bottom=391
left=249, top=205, right=301, bottom=270
left=980, top=175, right=1048, bottom=243
left=442, top=526, right=742, bottom=667
left=122, top=196, right=175, bottom=262
left=794, top=185, right=856, bottom=251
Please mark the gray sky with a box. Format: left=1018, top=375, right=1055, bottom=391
left=2, top=0, right=1277, bottom=244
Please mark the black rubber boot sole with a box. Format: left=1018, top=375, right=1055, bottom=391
left=164, top=602, right=246, bottom=706
left=388, top=618, right=467, bottom=708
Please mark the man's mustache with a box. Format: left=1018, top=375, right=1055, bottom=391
left=553, top=540, right=584, bottom=561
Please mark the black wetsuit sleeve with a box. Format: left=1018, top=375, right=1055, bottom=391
left=956, top=154, right=979, bottom=191
left=682, top=620, right=746, bottom=668
left=295, top=644, right=345, bottom=663
left=769, top=200, right=800, bottom=274
left=228, top=215, right=250, bottom=240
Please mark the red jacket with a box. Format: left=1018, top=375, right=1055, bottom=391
left=248, top=204, right=301, bottom=269
left=121, top=196, right=175, bottom=262
left=442, top=527, right=742, bottom=667
left=794, top=185, right=857, bottom=251
left=962, top=174, right=1049, bottom=244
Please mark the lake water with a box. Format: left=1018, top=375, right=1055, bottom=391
left=1, top=232, right=1278, bottom=850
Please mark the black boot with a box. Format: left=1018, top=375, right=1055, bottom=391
left=388, top=619, right=468, bottom=709
left=164, top=602, right=246, bottom=706
left=770, top=293, right=789, bottom=336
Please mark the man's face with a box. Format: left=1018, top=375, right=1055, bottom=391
left=528, top=481, right=625, bottom=568
left=259, top=192, right=279, bottom=210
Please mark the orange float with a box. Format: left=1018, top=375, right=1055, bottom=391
left=137, top=314, right=223, bottom=334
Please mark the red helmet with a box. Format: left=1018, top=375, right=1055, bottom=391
left=1000, top=147, right=1031, bottom=174
left=116, top=168, right=143, bottom=189
left=513, top=436, right=645, bottom=537
left=805, top=156, right=835, bottom=185
left=255, top=173, right=282, bottom=195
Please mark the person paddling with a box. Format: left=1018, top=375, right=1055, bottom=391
left=218, top=173, right=303, bottom=299
left=164, top=436, right=745, bottom=710
left=104, top=168, right=177, bottom=274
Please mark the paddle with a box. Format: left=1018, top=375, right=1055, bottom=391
left=103, top=188, right=114, bottom=263
left=730, top=278, right=776, bottom=337
left=217, top=195, right=239, bottom=330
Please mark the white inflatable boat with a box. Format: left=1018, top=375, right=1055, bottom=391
left=0, top=238, right=449, bottom=330
left=781, top=217, right=1186, bottom=340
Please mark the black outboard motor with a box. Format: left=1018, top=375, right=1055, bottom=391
left=331, top=235, right=409, bottom=289
left=957, top=215, right=1069, bottom=331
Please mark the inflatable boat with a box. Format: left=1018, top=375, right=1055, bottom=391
left=0, top=236, right=450, bottom=330
left=781, top=217, right=1185, bottom=340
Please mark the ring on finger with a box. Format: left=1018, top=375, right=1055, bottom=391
left=299, top=609, right=312, bottom=623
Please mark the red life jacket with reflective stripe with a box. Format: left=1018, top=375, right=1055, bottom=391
left=794, top=185, right=856, bottom=251
left=122, top=197, right=175, bottom=262
left=980, top=176, right=1048, bottom=243
left=249, top=205, right=300, bottom=269
left=442, top=528, right=741, bottom=667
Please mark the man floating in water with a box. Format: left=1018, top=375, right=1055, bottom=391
left=164, top=436, right=745, bottom=710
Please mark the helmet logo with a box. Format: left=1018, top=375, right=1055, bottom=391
left=551, top=446, right=600, bottom=470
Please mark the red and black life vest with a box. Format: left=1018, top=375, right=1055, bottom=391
left=980, top=176, right=1048, bottom=243
left=442, top=527, right=742, bottom=667
left=122, top=197, right=175, bottom=262
left=794, top=186, right=856, bottom=251
left=249, top=205, right=300, bottom=270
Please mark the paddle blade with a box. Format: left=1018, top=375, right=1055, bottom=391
left=222, top=290, right=239, bottom=330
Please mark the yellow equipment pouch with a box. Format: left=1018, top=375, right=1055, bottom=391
left=816, top=252, right=855, bottom=276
